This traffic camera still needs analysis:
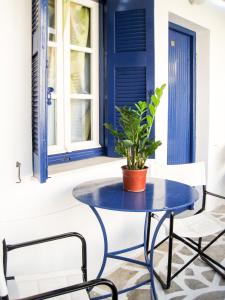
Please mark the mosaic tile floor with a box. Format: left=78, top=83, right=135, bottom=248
left=91, top=204, right=225, bottom=300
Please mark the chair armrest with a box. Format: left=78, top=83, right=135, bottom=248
left=6, top=233, right=87, bottom=281
left=206, top=191, right=225, bottom=200
left=16, top=278, right=118, bottom=300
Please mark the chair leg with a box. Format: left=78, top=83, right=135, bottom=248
left=201, top=256, right=225, bottom=279
left=151, top=213, right=174, bottom=290
left=174, top=233, right=225, bottom=279
left=153, top=222, right=225, bottom=288
left=198, top=237, right=202, bottom=252
left=145, top=212, right=152, bottom=254
left=166, top=213, right=174, bottom=289
left=198, top=230, right=225, bottom=278
left=3, top=239, right=8, bottom=277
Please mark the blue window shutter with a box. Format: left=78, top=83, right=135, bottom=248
left=32, top=0, right=48, bottom=183
left=105, top=0, right=155, bottom=157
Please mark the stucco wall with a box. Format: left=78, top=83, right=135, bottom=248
left=0, top=0, right=225, bottom=278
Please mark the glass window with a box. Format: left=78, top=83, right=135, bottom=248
left=48, top=47, right=56, bottom=90
left=70, top=2, right=90, bottom=47
left=48, top=100, right=56, bottom=146
left=48, top=0, right=57, bottom=147
left=47, top=0, right=99, bottom=155
left=71, top=99, right=91, bottom=142
left=48, top=0, right=56, bottom=42
left=71, top=51, right=90, bottom=94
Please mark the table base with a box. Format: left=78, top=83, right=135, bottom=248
left=89, top=206, right=171, bottom=300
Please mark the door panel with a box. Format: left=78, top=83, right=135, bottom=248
left=168, top=26, right=194, bottom=164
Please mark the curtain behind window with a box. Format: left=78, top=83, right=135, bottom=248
left=70, top=3, right=91, bottom=142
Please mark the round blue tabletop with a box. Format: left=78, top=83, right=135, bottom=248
left=73, top=178, right=199, bottom=213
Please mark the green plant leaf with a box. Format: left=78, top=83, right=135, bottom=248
left=146, top=115, right=153, bottom=127
left=144, top=140, right=162, bottom=157
left=151, top=95, right=159, bottom=106
left=122, top=139, right=134, bottom=148
left=104, top=123, right=125, bottom=139
left=149, top=104, right=156, bottom=116
left=155, top=87, right=162, bottom=98
left=138, top=101, right=147, bottom=111
left=104, top=84, right=166, bottom=169
left=134, top=103, right=142, bottom=112
left=161, top=83, right=166, bottom=90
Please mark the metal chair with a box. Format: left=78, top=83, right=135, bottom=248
left=148, top=161, right=225, bottom=289
left=0, top=233, right=118, bottom=300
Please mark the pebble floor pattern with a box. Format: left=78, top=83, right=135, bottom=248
left=91, top=204, right=225, bottom=300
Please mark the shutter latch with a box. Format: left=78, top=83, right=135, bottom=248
left=47, top=87, right=54, bottom=105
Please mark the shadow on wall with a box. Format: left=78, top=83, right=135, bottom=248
left=212, top=144, right=225, bottom=195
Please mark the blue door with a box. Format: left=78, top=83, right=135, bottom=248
left=167, top=23, right=196, bottom=164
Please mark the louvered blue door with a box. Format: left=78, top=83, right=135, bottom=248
left=167, top=24, right=196, bottom=164
left=105, top=0, right=154, bottom=156
left=32, top=0, right=48, bottom=182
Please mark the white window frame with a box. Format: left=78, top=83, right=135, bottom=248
left=48, top=0, right=100, bottom=155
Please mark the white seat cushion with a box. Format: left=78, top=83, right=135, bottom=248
left=171, top=212, right=225, bottom=238
left=8, top=269, right=89, bottom=300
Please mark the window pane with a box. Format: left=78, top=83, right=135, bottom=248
left=71, top=99, right=91, bottom=142
left=70, top=2, right=90, bottom=47
left=48, top=0, right=56, bottom=42
left=48, top=47, right=56, bottom=90
left=48, top=100, right=56, bottom=146
left=71, top=51, right=90, bottom=94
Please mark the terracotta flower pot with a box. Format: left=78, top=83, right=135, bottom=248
left=121, top=166, right=148, bottom=192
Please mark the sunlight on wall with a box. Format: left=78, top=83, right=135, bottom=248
left=208, top=0, right=225, bottom=9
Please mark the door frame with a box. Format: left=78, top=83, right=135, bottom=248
left=168, top=22, right=196, bottom=163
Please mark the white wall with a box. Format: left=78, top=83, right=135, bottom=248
left=0, top=0, right=225, bottom=280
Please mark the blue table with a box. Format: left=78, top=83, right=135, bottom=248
left=73, top=177, right=198, bottom=299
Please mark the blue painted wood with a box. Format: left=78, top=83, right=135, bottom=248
left=105, top=0, right=155, bottom=156
left=73, top=178, right=198, bottom=213
left=99, top=1, right=105, bottom=147
left=32, top=0, right=48, bottom=183
left=168, top=23, right=196, bottom=164
left=48, top=147, right=105, bottom=165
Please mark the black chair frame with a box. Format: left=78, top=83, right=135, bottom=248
left=2, top=232, right=118, bottom=300
left=146, top=187, right=225, bottom=289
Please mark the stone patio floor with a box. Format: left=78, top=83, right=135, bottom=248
left=91, top=204, right=225, bottom=300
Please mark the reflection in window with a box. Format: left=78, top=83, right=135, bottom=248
left=48, top=47, right=56, bottom=90
left=71, top=51, right=90, bottom=94
left=48, top=0, right=56, bottom=42
left=71, top=99, right=91, bottom=142
left=48, top=99, right=56, bottom=146
left=70, top=2, right=90, bottom=47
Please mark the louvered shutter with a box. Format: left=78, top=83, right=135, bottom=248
left=32, top=0, right=48, bottom=183
left=105, top=0, right=155, bottom=156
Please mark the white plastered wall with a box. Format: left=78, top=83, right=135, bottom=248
left=0, top=0, right=224, bottom=278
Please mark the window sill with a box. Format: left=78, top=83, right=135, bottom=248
left=48, top=147, right=105, bottom=165
left=48, top=156, right=124, bottom=176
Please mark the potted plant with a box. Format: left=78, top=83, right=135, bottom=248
left=104, top=84, right=166, bottom=192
